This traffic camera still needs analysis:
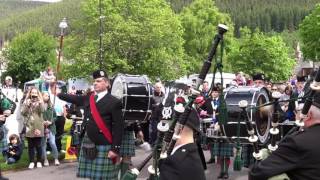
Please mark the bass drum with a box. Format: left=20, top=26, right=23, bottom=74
left=222, top=86, right=272, bottom=144
left=111, top=74, right=152, bottom=124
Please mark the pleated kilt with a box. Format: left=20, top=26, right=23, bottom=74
left=119, top=130, right=135, bottom=157
left=77, top=135, right=120, bottom=180
left=0, top=126, right=7, bottom=152
left=241, top=144, right=255, bottom=168
left=213, top=141, right=234, bottom=157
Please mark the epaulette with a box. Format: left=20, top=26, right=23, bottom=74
left=290, top=128, right=305, bottom=137
left=173, top=146, right=196, bottom=161
left=296, top=128, right=305, bottom=134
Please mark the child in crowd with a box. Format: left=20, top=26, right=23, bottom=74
left=42, top=66, right=56, bottom=91
left=2, top=134, right=23, bottom=164
left=42, top=91, right=60, bottom=166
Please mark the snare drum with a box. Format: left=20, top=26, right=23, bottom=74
left=70, top=115, right=83, bottom=134
left=75, top=121, right=83, bottom=134
left=222, top=86, right=272, bottom=144
left=200, top=118, right=212, bottom=134
left=111, top=74, right=152, bottom=123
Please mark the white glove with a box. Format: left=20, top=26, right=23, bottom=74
left=200, top=110, right=208, bottom=117
left=214, top=123, right=220, bottom=131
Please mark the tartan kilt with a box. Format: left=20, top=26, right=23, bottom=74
left=241, top=144, right=255, bottom=168
left=77, top=135, right=120, bottom=180
left=213, top=141, right=234, bottom=157
left=119, top=130, right=135, bottom=157
left=0, top=126, right=7, bottom=152
left=71, top=133, right=81, bottom=147
left=200, top=132, right=208, bottom=146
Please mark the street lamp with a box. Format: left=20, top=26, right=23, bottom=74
left=99, top=0, right=105, bottom=69
left=53, top=18, right=67, bottom=104
left=56, top=17, right=68, bottom=80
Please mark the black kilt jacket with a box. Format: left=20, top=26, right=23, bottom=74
left=201, top=97, right=220, bottom=116
left=249, top=124, right=320, bottom=180
left=58, top=93, right=124, bottom=153
left=159, top=143, right=206, bottom=180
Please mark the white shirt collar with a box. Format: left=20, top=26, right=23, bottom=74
left=95, top=90, right=108, bottom=102
left=171, top=144, right=185, bottom=155
left=212, top=97, right=219, bottom=101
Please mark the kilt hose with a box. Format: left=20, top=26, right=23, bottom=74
left=213, top=141, right=234, bottom=157
left=0, top=126, right=7, bottom=152
left=119, top=130, right=135, bottom=157
left=77, top=135, right=120, bottom=180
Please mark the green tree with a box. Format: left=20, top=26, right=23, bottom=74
left=178, top=0, right=234, bottom=73
left=227, top=28, right=295, bottom=81
left=3, top=29, right=56, bottom=83
left=299, top=4, right=320, bottom=61
left=0, top=0, right=84, bottom=41
left=63, top=0, right=186, bottom=81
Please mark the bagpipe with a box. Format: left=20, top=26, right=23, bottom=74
left=121, top=24, right=229, bottom=180
left=201, top=80, right=315, bottom=171
left=121, top=121, right=169, bottom=180
left=236, top=70, right=320, bottom=180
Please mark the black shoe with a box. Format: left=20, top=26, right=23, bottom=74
left=223, top=173, right=229, bottom=179
left=206, top=158, right=215, bottom=164
left=217, top=173, right=224, bottom=179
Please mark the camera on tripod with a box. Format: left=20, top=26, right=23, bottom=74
left=66, top=103, right=84, bottom=135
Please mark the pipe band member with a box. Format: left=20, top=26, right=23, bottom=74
left=159, top=108, right=206, bottom=180
left=249, top=92, right=320, bottom=180
left=57, top=70, right=124, bottom=180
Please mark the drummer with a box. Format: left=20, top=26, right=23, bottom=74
left=294, top=76, right=307, bottom=111
left=200, top=87, right=219, bottom=164
left=252, top=73, right=266, bottom=88
left=242, top=73, right=267, bottom=168
left=201, top=86, right=233, bottom=179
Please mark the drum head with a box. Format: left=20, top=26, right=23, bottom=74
left=111, top=76, right=125, bottom=99
left=254, top=87, right=271, bottom=144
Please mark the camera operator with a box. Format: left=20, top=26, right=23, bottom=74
left=21, top=87, right=45, bottom=169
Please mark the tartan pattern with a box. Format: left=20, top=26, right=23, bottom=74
left=0, top=126, right=7, bottom=152
left=209, top=143, right=215, bottom=158
left=213, top=141, right=234, bottom=157
left=241, top=144, right=255, bottom=168
left=77, top=135, right=120, bottom=180
left=119, top=130, right=135, bottom=157
left=71, top=133, right=81, bottom=147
